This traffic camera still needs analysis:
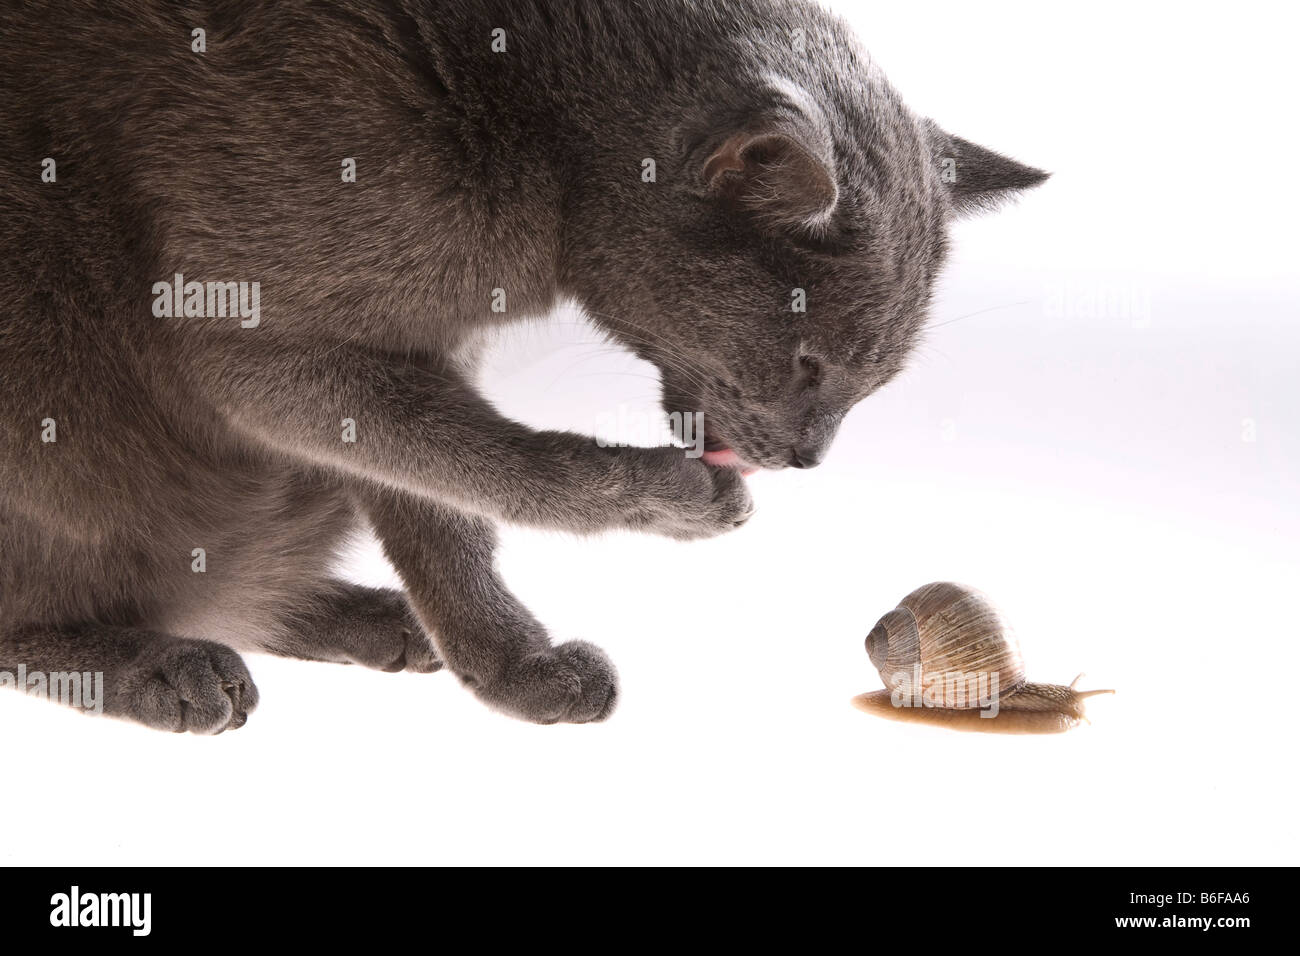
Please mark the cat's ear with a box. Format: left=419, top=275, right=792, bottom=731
left=701, top=125, right=838, bottom=235
left=926, top=121, right=1049, bottom=216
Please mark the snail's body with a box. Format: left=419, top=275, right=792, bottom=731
left=852, top=681, right=1094, bottom=735
left=856, top=582, right=1111, bottom=735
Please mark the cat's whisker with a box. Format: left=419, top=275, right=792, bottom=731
left=541, top=348, right=669, bottom=394
left=565, top=307, right=726, bottom=381
left=523, top=313, right=721, bottom=397
left=928, top=298, right=1033, bottom=331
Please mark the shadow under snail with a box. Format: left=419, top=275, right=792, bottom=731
left=853, top=582, right=1113, bottom=734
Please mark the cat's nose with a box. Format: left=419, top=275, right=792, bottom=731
left=788, top=444, right=826, bottom=469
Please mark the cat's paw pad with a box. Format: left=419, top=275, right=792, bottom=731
left=118, top=640, right=259, bottom=734
left=620, top=447, right=755, bottom=540
left=476, top=640, right=618, bottom=725
left=702, top=463, right=757, bottom=531
left=648, top=459, right=755, bottom=540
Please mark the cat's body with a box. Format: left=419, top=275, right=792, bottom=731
left=0, top=0, right=1045, bottom=730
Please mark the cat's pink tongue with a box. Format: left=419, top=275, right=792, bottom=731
left=702, top=447, right=758, bottom=476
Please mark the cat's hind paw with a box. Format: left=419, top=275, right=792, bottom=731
left=115, top=639, right=259, bottom=734
left=328, top=587, right=443, bottom=674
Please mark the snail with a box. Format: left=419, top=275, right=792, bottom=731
left=852, top=582, right=1112, bottom=734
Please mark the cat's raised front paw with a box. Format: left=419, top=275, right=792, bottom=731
left=624, top=448, right=756, bottom=540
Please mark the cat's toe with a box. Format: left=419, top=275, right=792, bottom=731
left=398, top=626, right=444, bottom=674
left=661, top=459, right=756, bottom=540
left=373, top=623, right=443, bottom=674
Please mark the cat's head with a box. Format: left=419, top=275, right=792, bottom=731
left=564, top=56, right=1047, bottom=470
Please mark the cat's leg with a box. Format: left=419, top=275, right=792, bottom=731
left=358, top=485, right=616, bottom=724
left=0, top=624, right=257, bottom=734
left=193, top=337, right=752, bottom=540
left=262, top=581, right=442, bottom=674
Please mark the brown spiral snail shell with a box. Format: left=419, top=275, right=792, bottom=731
left=852, top=582, right=1112, bottom=734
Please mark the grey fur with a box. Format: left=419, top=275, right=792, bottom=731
left=0, top=0, right=1046, bottom=730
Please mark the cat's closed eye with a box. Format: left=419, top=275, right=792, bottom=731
left=797, top=353, right=823, bottom=390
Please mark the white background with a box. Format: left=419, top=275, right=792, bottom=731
left=3, top=0, right=1296, bottom=865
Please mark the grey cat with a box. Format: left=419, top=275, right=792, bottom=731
left=0, top=0, right=1046, bottom=731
